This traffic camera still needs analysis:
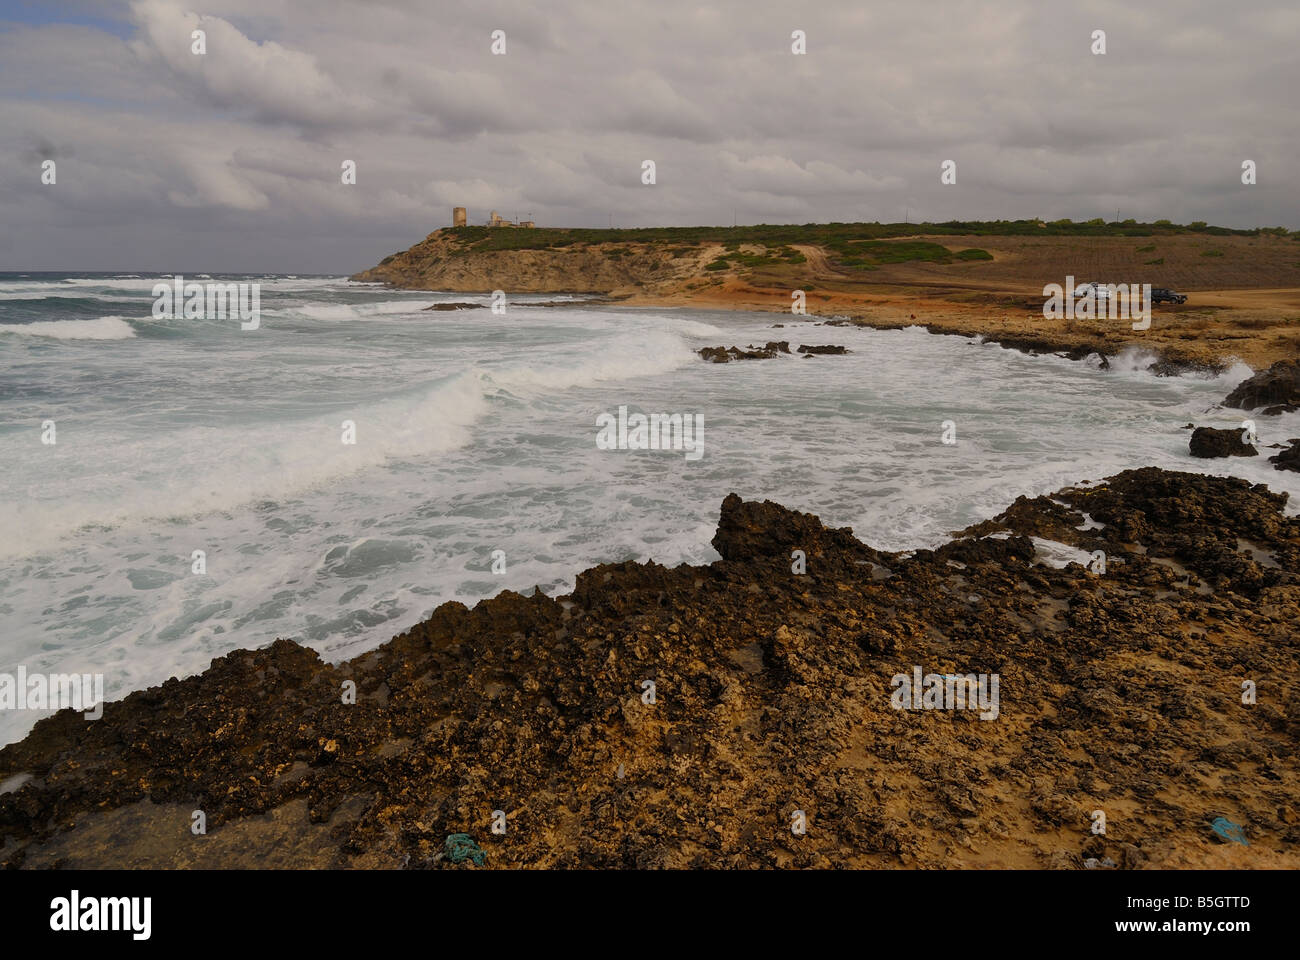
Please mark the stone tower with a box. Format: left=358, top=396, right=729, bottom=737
left=453, top=206, right=467, bottom=228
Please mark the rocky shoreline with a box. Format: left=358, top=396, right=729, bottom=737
left=1189, top=360, right=1300, bottom=470
left=3, top=468, right=1297, bottom=869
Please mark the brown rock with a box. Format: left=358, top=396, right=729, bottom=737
left=1269, top=440, right=1300, bottom=473
left=1189, top=426, right=1257, bottom=458
left=1224, top=360, right=1300, bottom=410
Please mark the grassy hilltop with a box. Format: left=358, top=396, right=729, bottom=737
left=357, top=217, right=1298, bottom=293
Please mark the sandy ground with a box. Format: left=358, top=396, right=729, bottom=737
left=625, top=275, right=1300, bottom=370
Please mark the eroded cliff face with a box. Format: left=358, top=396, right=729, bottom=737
left=3, top=468, right=1297, bottom=869
left=351, top=230, right=708, bottom=294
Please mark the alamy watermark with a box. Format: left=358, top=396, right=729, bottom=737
left=890, top=666, right=999, bottom=720
left=1043, top=276, right=1151, bottom=331
left=596, top=405, right=704, bottom=461
left=50, top=890, right=150, bottom=940
left=0, top=667, right=104, bottom=720
left=152, top=275, right=260, bottom=330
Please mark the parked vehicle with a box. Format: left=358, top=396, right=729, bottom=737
left=1074, top=282, right=1111, bottom=301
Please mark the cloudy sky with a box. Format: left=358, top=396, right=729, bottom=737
left=1, top=0, right=1296, bottom=273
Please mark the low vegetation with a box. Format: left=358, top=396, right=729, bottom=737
left=442, top=218, right=1293, bottom=256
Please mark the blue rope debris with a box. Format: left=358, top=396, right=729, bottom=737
left=1210, top=817, right=1249, bottom=846
left=444, top=833, right=487, bottom=866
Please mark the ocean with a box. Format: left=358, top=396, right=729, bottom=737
left=2, top=272, right=1297, bottom=746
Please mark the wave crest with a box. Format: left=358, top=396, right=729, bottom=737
left=0, top=317, right=136, bottom=340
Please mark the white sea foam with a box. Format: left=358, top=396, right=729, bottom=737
left=0, top=316, right=136, bottom=339
left=293, top=300, right=439, bottom=320
left=0, top=370, right=488, bottom=555
left=484, top=329, right=698, bottom=391
left=4, top=280, right=1300, bottom=748
left=655, top=315, right=727, bottom=338
left=1031, top=537, right=1095, bottom=569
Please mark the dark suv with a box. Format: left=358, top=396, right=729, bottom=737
left=1151, top=287, right=1187, bottom=305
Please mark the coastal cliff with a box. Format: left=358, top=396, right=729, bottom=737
left=3, top=468, right=1297, bottom=868
left=352, top=228, right=702, bottom=294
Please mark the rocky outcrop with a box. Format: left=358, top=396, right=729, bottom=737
left=698, top=341, right=790, bottom=363
left=1224, top=360, right=1300, bottom=410
left=1190, top=426, right=1258, bottom=458
left=353, top=230, right=697, bottom=295
left=710, top=492, right=884, bottom=568
left=3, top=469, right=1297, bottom=870
left=697, top=342, right=851, bottom=363
left=1270, top=440, right=1300, bottom=473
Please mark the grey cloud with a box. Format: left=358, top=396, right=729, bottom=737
left=0, top=0, right=1295, bottom=272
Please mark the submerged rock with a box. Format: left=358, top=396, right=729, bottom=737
left=423, top=302, right=484, bottom=311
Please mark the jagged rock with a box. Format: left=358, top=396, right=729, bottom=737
left=710, top=492, right=880, bottom=566
left=927, top=534, right=1036, bottom=567
left=1270, top=440, right=1300, bottom=473
left=698, top=341, right=789, bottom=362
left=3, top=469, right=1297, bottom=870
left=1224, top=360, right=1300, bottom=410
left=1189, top=426, right=1257, bottom=458
left=797, top=344, right=849, bottom=355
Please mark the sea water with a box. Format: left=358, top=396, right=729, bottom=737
left=2, top=273, right=1296, bottom=746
